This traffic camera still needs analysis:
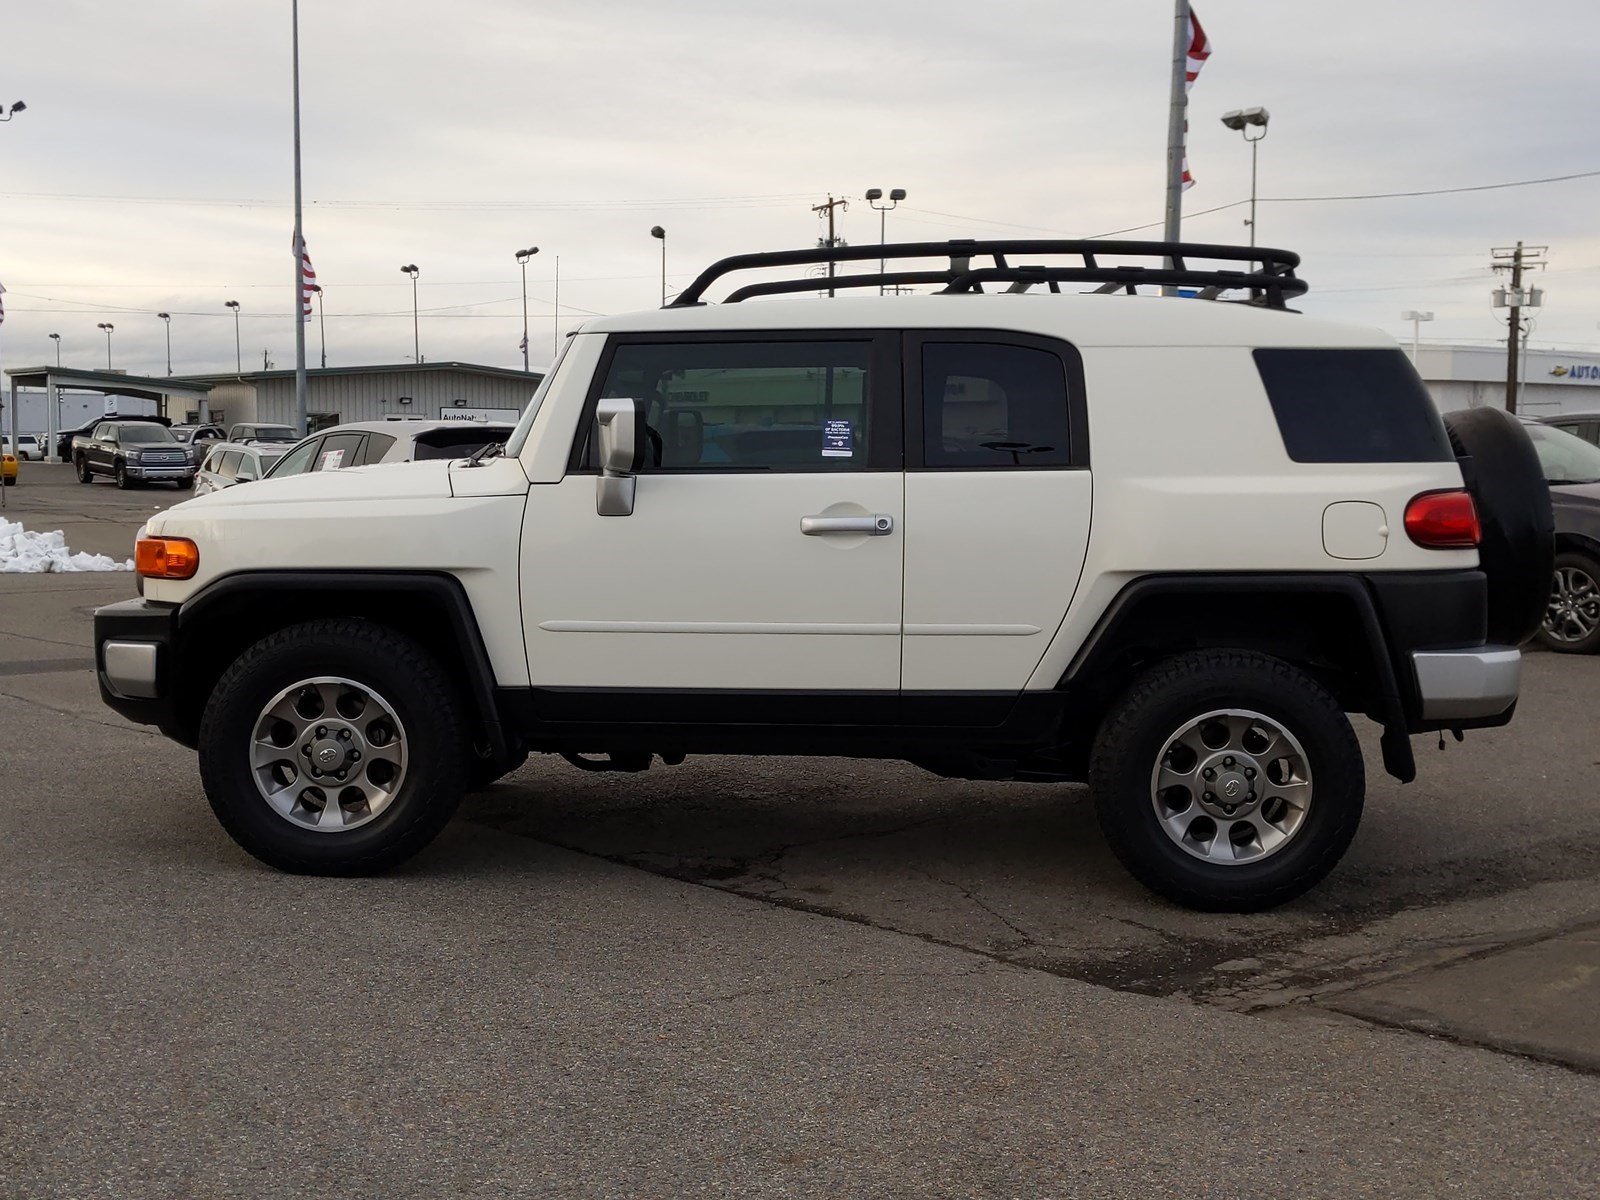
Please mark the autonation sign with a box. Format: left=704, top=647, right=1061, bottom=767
left=1550, top=364, right=1600, bottom=383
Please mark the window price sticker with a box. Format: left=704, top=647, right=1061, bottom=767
left=822, top=419, right=854, bottom=458
left=320, top=448, right=346, bottom=470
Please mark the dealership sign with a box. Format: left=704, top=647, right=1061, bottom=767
left=1550, top=364, right=1600, bottom=383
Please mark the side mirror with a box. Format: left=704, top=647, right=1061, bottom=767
left=595, top=397, right=645, bottom=516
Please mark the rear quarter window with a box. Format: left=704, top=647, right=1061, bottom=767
left=1253, top=348, right=1453, bottom=463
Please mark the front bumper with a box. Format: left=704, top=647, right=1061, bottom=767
left=1410, top=646, right=1520, bottom=723
left=126, top=462, right=193, bottom=480
left=95, top=598, right=190, bottom=743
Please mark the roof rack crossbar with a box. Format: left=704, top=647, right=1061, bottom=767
left=671, top=238, right=1303, bottom=309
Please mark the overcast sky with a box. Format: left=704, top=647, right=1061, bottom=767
left=2, top=0, right=1597, bottom=378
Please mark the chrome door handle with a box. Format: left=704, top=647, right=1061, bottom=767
left=800, top=514, right=894, bottom=536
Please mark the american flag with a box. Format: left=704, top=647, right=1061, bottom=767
left=295, top=233, right=317, bottom=320
left=518, top=333, right=528, bottom=353
left=0, top=279, right=6, bottom=325
left=1180, top=9, right=1212, bottom=190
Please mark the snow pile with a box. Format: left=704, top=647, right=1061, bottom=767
left=0, top=517, right=134, bottom=574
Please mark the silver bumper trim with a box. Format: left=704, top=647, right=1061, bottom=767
left=102, top=641, right=159, bottom=699
left=1411, top=646, right=1520, bottom=721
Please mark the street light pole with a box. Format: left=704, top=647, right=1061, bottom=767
left=516, top=247, right=539, bottom=371
left=650, top=226, right=666, bottom=307
left=553, top=255, right=560, bottom=358
left=157, top=313, right=172, bottom=375
left=400, top=265, right=420, bottom=362
left=48, top=333, right=60, bottom=367
left=224, top=301, right=241, bottom=374
left=309, top=285, right=327, bottom=367
left=865, top=188, right=906, bottom=294
left=1220, top=107, right=1270, bottom=249
left=96, top=323, right=114, bottom=369
left=1400, top=310, right=1434, bottom=364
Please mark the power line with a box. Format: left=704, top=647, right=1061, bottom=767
left=0, top=189, right=819, bottom=212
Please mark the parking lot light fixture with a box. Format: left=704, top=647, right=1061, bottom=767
left=866, top=187, right=907, bottom=294
left=96, top=323, right=115, bottom=369
left=1400, top=310, right=1434, bottom=364
left=650, top=227, right=666, bottom=307
left=1220, top=107, right=1270, bottom=248
left=515, top=247, right=539, bottom=371
left=48, top=332, right=60, bottom=367
left=0, top=100, right=25, bottom=122
left=224, top=301, right=242, bottom=373
left=157, top=313, right=172, bottom=376
left=400, top=265, right=420, bottom=363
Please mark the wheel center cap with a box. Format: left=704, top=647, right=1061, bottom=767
left=312, top=740, right=345, bottom=769
left=1218, top=773, right=1248, bottom=800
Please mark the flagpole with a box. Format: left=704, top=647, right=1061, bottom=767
left=291, top=0, right=308, bottom=436
left=1162, top=0, right=1190, bottom=294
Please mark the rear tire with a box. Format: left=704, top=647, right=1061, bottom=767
left=198, top=619, right=469, bottom=874
left=1090, top=650, right=1365, bottom=912
left=1537, top=550, right=1600, bottom=654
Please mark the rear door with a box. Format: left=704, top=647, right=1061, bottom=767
left=900, top=332, right=1092, bottom=699
left=521, top=331, right=904, bottom=710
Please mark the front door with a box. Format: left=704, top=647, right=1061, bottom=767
left=521, top=332, right=904, bottom=716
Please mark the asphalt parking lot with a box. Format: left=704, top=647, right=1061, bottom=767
left=4, top=463, right=1600, bottom=1197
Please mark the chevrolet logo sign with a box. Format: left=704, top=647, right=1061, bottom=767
left=1551, top=365, right=1570, bottom=377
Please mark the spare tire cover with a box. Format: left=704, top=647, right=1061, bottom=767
left=1441, top=408, right=1554, bottom=645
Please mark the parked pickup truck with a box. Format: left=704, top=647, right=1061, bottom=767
left=93, top=238, right=1552, bottom=910
left=73, top=419, right=195, bottom=489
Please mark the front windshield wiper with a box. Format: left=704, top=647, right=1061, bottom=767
left=463, top=440, right=505, bottom=467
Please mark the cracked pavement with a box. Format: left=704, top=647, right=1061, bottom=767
left=5, top=468, right=1600, bottom=1197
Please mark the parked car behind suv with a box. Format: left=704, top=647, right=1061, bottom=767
left=194, top=442, right=291, bottom=497
left=5, top=434, right=43, bottom=461
left=170, top=424, right=227, bottom=468
left=227, top=423, right=299, bottom=445
left=265, top=419, right=515, bottom=479
left=94, top=238, right=1551, bottom=911
left=73, top=420, right=193, bottom=488
left=1524, top=419, right=1600, bottom=653
left=1540, top=412, right=1600, bottom=449
left=56, top=413, right=170, bottom=462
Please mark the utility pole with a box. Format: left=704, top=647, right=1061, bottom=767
left=1491, top=242, right=1547, bottom=415
left=1162, top=0, right=1192, bottom=295
left=812, top=195, right=848, bottom=297
left=291, top=0, right=308, bottom=436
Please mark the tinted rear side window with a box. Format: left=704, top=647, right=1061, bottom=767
left=1253, top=348, right=1453, bottom=463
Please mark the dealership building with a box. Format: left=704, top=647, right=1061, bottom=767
left=5, top=361, right=542, bottom=455
left=1413, top=344, right=1600, bottom=417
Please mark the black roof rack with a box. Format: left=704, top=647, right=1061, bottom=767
left=671, top=239, right=1306, bottom=310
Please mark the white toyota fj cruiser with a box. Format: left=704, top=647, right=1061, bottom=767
left=95, top=241, right=1553, bottom=910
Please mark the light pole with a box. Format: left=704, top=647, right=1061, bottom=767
left=865, top=187, right=906, bottom=294
left=0, top=100, right=25, bottom=123
left=309, top=284, right=326, bottom=368
left=1220, top=107, right=1269, bottom=248
left=223, top=301, right=241, bottom=373
left=400, top=264, right=420, bottom=362
left=650, top=226, right=666, bottom=307
left=1400, top=310, right=1434, bottom=365
left=516, top=247, right=539, bottom=371
left=48, top=333, right=60, bottom=367
left=96, top=323, right=115, bottom=369
left=157, top=313, right=172, bottom=375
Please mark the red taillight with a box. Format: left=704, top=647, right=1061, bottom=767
left=1404, top=490, right=1480, bottom=549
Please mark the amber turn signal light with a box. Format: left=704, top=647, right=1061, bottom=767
left=135, top=536, right=200, bottom=579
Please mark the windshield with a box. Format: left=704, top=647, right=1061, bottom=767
left=1526, top=421, right=1600, bottom=484
left=251, top=427, right=298, bottom=442
left=505, top=333, right=577, bottom=457
left=121, top=425, right=176, bottom=444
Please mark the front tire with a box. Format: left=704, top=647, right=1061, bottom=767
left=76, top=455, right=94, bottom=483
left=1090, top=650, right=1365, bottom=912
left=1537, top=550, right=1600, bottom=654
left=114, top=461, right=131, bottom=489
left=198, top=619, right=469, bottom=874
